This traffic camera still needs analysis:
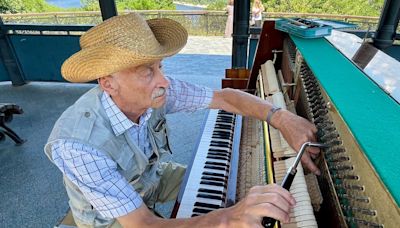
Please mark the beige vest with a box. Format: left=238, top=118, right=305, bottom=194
left=44, top=86, right=172, bottom=226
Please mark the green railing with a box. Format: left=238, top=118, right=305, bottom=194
left=0, top=10, right=385, bottom=36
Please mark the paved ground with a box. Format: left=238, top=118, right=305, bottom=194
left=0, top=36, right=232, bottom=227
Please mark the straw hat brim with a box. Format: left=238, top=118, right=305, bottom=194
left=61, top=18, right=188, bottom=83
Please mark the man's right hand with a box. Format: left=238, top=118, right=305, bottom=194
left=225, top=184, right=296, bottom=227
left=118, top=184, right=295, bottom=228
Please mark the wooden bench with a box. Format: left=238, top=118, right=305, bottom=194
left=0, top=103, right=25, bottom=145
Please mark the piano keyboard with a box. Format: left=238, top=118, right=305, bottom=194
left=176, top=109, right=236, bottom=218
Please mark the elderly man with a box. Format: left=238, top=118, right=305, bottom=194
left=45, top=13, right=320, bottom=227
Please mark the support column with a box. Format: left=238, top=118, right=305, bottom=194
left=372, top=0, right=400, bottom=50
left=232, top=0, right=250, bottom=68
left=99, top=0, right=118, bottom=21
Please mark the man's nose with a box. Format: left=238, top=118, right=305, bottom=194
left=157, top=70, right=169, bottom=88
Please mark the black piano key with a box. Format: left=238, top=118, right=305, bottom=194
left=217, top=112, right=234, bottom=116
left=214, top=124, right=233, bottom=130
left=205, top=161, right=229, bottom=168
left=208, top=151, right=230, bottom=157
left=202, top=171, right=226, bottom=178
left=197, top=193, right=224, bottom=200
left=207, top=155, right=229, bottom=161
left=207, top=151, right=230, bottom=156
left=192, top=208, right=213, bottom=214
left=212, top=132, right=232, bottom=137
left=200, top=180, right=225, bottom=187
left=194, top=202, right=221, bottom=209
left=211, top=139, right=231, bottom=144
left=210, top=141, right=231, bottom=147
left=211, top=147, right=231, bottom=152
left=211, top=135, right=232, bottom=140
left=208, top=150, right=230, bottom=156
left=198, top=188, right=225, bottom=196
left=204, top=165, right=228, bottom=171
left=191, top=213, right=201, bottom=217
left=201, top=176, right=227, bottom=183
left=218, top=117, right=234, bottom=121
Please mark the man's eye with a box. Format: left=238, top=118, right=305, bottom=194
left=147, top=68, right=154, bottom=77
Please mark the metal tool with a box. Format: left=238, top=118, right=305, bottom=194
left=261, top=142, right=328, bottom=228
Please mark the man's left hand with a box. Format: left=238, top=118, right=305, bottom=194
left=271, top=110, right=321, bottom=175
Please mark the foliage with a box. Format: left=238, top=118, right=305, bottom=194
left=178, top=0, right=215, bottom=5
left=81, top=0, right=98, bottom=11
left=181, top=0, right=385, bottom=16
left=265, top=0, right=384, bottom=16
left=0, top=0, right=386, bottom=18
left=117, top=0, right=175, bottom=10
left=81, top=0, right=175, bottom=11
left=207, top=0, right=226, bottom=11
left=0, top=0, right=61, bottom=13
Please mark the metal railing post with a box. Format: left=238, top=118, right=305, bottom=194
left=206, top=12, right=209, bottom=35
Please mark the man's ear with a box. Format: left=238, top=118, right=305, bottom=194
left=98, top=75, right=118, bottom=96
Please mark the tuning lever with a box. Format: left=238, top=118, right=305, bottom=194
left=261, top=142, right=328, bottom=228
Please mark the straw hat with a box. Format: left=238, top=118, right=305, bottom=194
left=61, top=12, right=188, bottom=82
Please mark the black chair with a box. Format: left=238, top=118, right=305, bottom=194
left=0, top=103, right=25, bottom=145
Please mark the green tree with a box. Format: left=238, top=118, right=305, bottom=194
left=207, top=0, right=226, bottom=10
left=81, top=0, right=99, bottom=11
left=0, top=0, right=24, bottom=13
left=117, top=0, right=175, bottom=10
left=265, top=0, right=384, bottom=16
left=0, top=0, right=60, bottom=13
left=81, top=0, right=175, bottom=11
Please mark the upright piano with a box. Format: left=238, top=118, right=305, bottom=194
left=172, top=21, right=400, bottom=227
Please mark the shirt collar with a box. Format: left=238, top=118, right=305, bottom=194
left=101, top=91, right=153, bottom=136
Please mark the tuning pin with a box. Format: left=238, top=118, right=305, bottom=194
left=328, top=147, right=346, bottom=154
left=330, top=164, right=353, bottom=171
left=336, top=183, right=365, bottom=191
left=345, top=217, right=383, bottom=228
left=320, top=132, right=339, bottom=141
left=338, top=193, right=370, bottom=203
left=332, top=173, right=359, bottom=180
left=341, top=205, right=377, bottom=216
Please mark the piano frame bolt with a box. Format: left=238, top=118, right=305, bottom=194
left=326, top=102, right=332, bottom=110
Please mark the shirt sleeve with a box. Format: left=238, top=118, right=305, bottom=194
left=165, top=76, right=214, bottom=114
left=51, top=139, right=143, bottom=219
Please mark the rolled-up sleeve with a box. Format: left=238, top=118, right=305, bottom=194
left=165, top=77, right=214, bottom=114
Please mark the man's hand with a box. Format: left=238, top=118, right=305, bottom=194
left=209, top=88, right=321, bottom=174
left=118, top=184, right=295, bottom=228
left=270, top=109, right=321, bottom=175
left=226, top=184, right=296, bottom=227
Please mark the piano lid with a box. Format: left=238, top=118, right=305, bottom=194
left=326, top=30, right=400, bottom=104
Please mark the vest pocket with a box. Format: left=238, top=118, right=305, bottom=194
left=149, top=118, right=172, bottom=155
left=107, top=143, right=134, bottom=170
left=106, top=142, right=141, bottom=182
